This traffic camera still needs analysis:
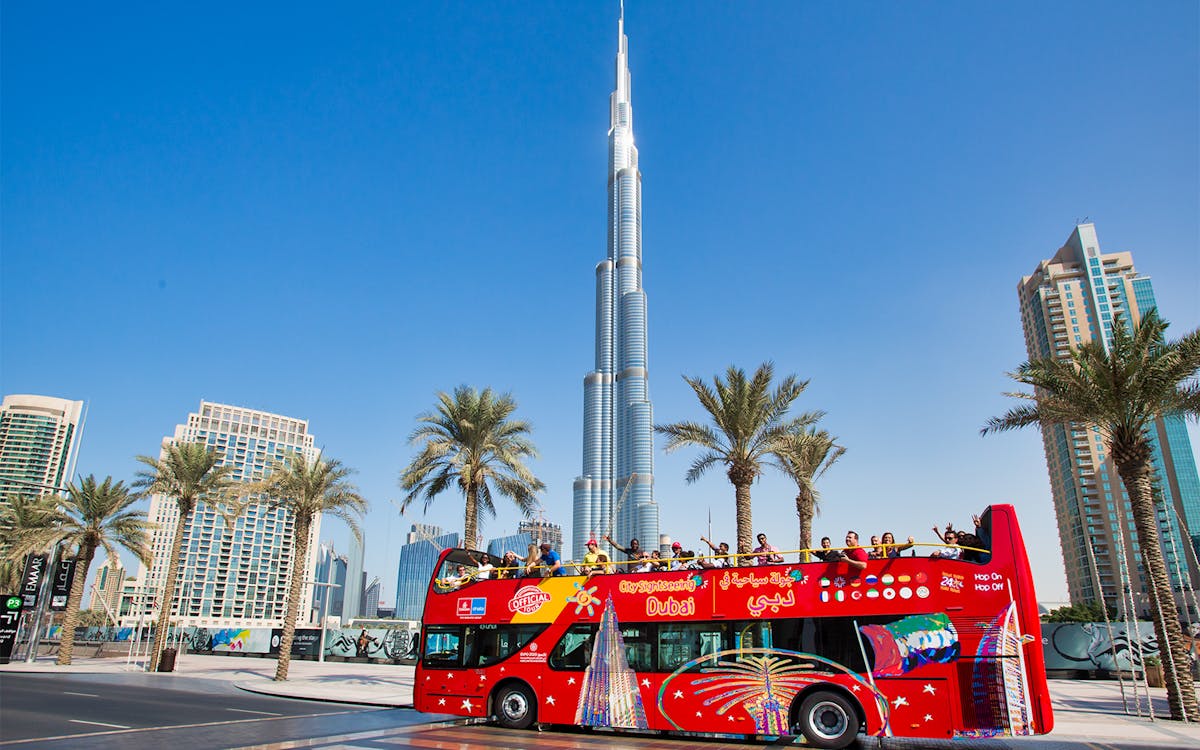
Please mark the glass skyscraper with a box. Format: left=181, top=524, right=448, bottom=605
left=1018, top=224, right=1200, bottom=620
left=572, top=8, right=658, bottom=561
left=394, top=524, right=459, bottom=621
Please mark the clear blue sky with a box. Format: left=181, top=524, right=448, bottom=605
left=3, top=2, right=1197, bottom=605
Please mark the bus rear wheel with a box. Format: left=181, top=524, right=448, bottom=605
left=493, top=682, right=536, bottom=730
left=794, top=690, right=860, bottom=749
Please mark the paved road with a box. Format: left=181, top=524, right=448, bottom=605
left=240, top=722, right=1198, bottom=750
left=0, top=673, right=432, bottom=750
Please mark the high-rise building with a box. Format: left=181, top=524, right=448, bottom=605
left=89, top=557, right=125, bottom=617
left=344, top=532, right=366, bottom=620
left=1018, top=224, right=1200, bottom=620
left=573, top=8, right=658, bottom=560
left=362, top=577, right=381, bottom=619
left=0, top=394, right=84, bottom=501
left=135, top=401, right=321, bottom=628
left=394, top=524, right=459, bottom=620
left=312, top=542, right=349, bottom=620
left=519, top=518, right=563, bottom=551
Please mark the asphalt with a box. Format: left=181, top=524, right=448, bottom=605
left=3, top=653, right=1200, bottom=746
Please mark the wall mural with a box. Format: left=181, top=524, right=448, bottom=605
left=1041, top=622, right=1159, bottom=671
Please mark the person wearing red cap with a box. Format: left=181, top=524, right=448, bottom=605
left=579, top=539, right=607, bottom=576
left=668, top=541, right=688, bottom=571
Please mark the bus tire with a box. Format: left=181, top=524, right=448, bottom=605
left=493, top=682, right=536, bottom=730
left=794, top=690, right=860, bottom=749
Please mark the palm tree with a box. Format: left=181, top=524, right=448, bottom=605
left=400, top=386, right=545, bottom=549
left=48, top=477, right=151, bottom=664
left=245, top=452, right=366, bottom=681
left=655, top=363, right=815, bottom=562
left=772, top=428, right=845, bottom=553
left=0, top=493, right=63, bottom=588
left=983, top=309, right=1200, bottom=722
left=134, top=442, right=241, bottom=672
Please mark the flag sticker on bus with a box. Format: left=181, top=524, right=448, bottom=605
left=457, top=597, right=486, bottom=617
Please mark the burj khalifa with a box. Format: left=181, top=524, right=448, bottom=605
left=572, top=7, right=658, bottom=561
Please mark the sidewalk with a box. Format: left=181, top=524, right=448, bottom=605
left=0, top=652, right=416, bottom=707
left=3, top=654, right=1199, bottom=745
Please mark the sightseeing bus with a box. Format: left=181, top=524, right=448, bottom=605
left=413, top=504, right=1052, bottom=748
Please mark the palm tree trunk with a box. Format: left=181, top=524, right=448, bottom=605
left=150, top=502, right=191, bottom=672
left=796, top=488, right=815, bottom=553
left=56, top=542, right=96, bottom=665
left=734, top=481, right=753, bottom=566
left=1116, top=452, right=1199, bottom=722
left=275, top=513, right=312, bottom=681
left=464, top=484, right=478, bottom=550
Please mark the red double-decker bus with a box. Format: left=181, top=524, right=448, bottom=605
left=413, top=505, right=1052, bottom=748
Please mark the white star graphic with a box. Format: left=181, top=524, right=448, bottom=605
left=447, top=673, right=455, bottom=679
left=851, top=684, right=861, bottom=692
left=461, top=698, right=474, bottom=711
left=641, top=678, right=650, bottom=688
left=499, top=667, right=505, bottom=673
left=892, top=696, right=908, bottom=708
left=924, top=713, right=933, bottom=722
left=567, top=677, right=576, bottom=685
left=728, top=715, right=737, bottom=722
left=479, top=674, right=485, bottom=681
left=437, top=698, right=446, bottom=706
left=922, top=683, right=936, bottom=695
left=673, top=690, right=684, bottom=699
left=696, top=711, right=702, bottom=718
left=546, top=695, right=556, bottom=705
left=425, top=675, right=430, bottom=681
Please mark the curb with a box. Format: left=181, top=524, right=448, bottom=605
left=232, top=680, right=414, bottom=709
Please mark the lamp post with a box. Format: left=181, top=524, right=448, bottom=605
left=304, top=579, right=340, bottom=663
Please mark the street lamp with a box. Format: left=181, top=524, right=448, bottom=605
left=304, top=578, right=341, bottom=663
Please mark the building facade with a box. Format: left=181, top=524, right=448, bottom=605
left=361, top=577, right=381, bottom=619
left=344, top=532, right=366, bottom=620
left=572, top=9, right=659, bottom=561
left=1018, top=224, right=1200, bottom=620
left=133, top=401, right=321, bottom=628
left=312, top=542, right=348, bottom=621
left=89, top=557, right=126, bottom=618
left=394, top=524, right=459, bottom=621
left=0, top=394, right=84, bottom=501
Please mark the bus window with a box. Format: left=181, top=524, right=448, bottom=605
left=658, top=623, right=727, bottom=671
left=550, top=624, right=598, bottom=670
left=621, top=625, right=654, bottom=672
left=473, top=624, right=548, bottom=667
left=422, top=625, right=462, bottom=668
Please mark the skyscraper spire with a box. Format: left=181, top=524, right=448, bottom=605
left=573, top=6, right=658, bottom=560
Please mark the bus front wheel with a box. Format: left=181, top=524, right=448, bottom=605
left=493, top=682, right=536, bottom=730
left=794, top=690, right=860, bottom=749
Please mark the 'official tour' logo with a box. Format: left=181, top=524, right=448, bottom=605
left=507, top=585, right=551, bottom=615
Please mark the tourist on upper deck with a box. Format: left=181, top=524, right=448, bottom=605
left=753, top=533, right=784, bottom=565
left=813, top=536, right=844, bottom=562
left=843, top=531, right=869, bottom=571
left=539, top=542, right=566, bottom=575
left=868, top=535, right=886, bottom=560
left=579, top=539, right=606, bottom=575
left=603, top=534, right=643, bottom=569
left=669, top=541, right=688, bottom=571
left=497, top=550, right=522, bottom=579
left=930, top=527, right=962, bottom=559
left=699, top=536, right=732, bottom=568
left=881, top=531, right=915, bottom=558
left=469, top=552, right=495, bottom=580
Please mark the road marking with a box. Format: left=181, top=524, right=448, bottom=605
left=0, top=708, right=377, bottom=746
left=67, top=719, right=131, bottom=729
left=62, top=691, right=99, bottom=697
left=225, top=708, right=282, bottom=716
